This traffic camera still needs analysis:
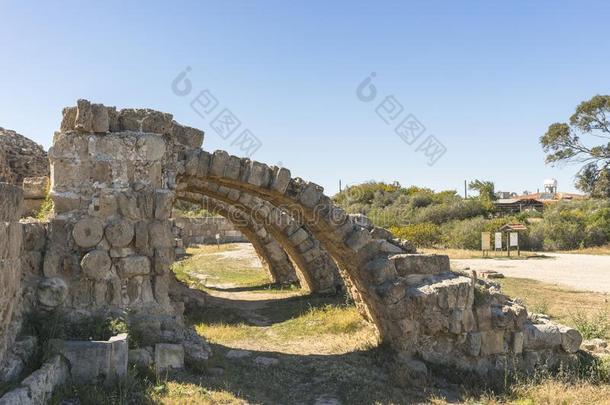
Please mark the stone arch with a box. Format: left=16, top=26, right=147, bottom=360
left=42, top=100, right=581, bottom=379
left=178, top=184, right=344, bottom=294
left=185, top=195, right=298, bottom=285
left=179, top=150, right=411, bottom=342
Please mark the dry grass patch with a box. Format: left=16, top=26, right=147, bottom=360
left=497, top=277, right=610, bottom=339
left=561, top=244, right=610, bottom=256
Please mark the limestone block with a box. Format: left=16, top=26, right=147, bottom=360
left=475, top=305, right=493, bottom=331
left=247, top=161, right=270, bottom=187
left=210, top=150, right=229, bottom=177
left=345, top=227, right=372, bottom=251
left=154, top=275, right=170, bottom=306
left=72, top=217, right=104, bottom=248
left=22, top=251, right=43, bottom=276
left=22, top=176, right=49, bottom=199
left=0, top=184, right=23, bottom=222
left=185, top=150, right=202, bottom=176
left=271, top=167, right=291, bottom=194
left=97, top=192, right=118, bottom=217
left=8, top=222, right=22, bottom=258
left=135, top=220, right=151, bottom=255
left=105, top=218, right=134, bottom=247
left=42, top=250, right=62, bottom=277
left=20, top=355, right=69, bottom=405
left=129, top=347, right=153, bottom=368
left=91, top=103, right=110, bottom=133
left=137, top=191, right=155, bottom=219
left=480, top=330, right=505, bottom=356
left=80, top=250, right=112, bottom=280
left=512, top=332, right=524, bottom=354
left=154, top=248, right=175, bottom=275
left=390, top=254, right=450, bottom=276
left=524, top=322, right=581, bottom=353
left=74, top=99, right=94, bottom=132
left=370, top=226, right=393, bottom=240
left=49, top=334, right=128, bottom=384
left=175, top=125, right=204, bottom=149
left=288, top=227, right=309, bottom=245
left=136, top=134, right=166, bottom=161
left=60, top=106, right=77, bottom=131
left=117, top=192, right=140, bottom=219
left=466, top=332, right=482, bottom=356
left=196, top=151, right=211, bottom=177
left=117, top=256, right=150, bottom=278
left=348, top=213, right=373, bottom=230
left=378, top=240, right=404, bottom=254
left=109, top=247, right=135, bottom=258
left=149, top=221, right=174, bottom=248
left=51, top=191, right=83, bottom=214
left=154, top=343, right=184, bottom=373
left=299, top=183, right=323, bottom=208
left=224, top=156, right=241, bottom=180
left=37, top=277, right=68, bottom=308
left=22, top=222, right=46, bottom=251
left=155, top=191, right=173, bottom=220
left=364, top=258, right=397, bottom=285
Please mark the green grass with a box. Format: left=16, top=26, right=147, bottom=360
left=172, top=244, right=271, bottom=289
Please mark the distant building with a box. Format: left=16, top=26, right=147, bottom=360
left=495, top=191, right=517, bottom=200
left=494, top=179, right=587, bottom=214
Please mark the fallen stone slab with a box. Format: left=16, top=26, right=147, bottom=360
left=0, top=355, right=68, bottom=405
left=225, top=349, right=252, bottom=359
left=49, top=333, right=128, bottom=384
left=155, top=343, right=184, bottom=373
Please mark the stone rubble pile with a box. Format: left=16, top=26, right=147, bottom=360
left=0, top=127, right=49, bottom=186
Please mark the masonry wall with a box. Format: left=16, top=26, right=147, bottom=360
left=0, top=184, right=24, bottom=370
left=0, top=128, right=49, bottom=185
left=172, top=217, right=247, bottom=246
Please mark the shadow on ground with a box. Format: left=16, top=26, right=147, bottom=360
left=166, top=342, right=462, bottom=405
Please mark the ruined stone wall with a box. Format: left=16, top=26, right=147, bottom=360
left=172, top=216, right=247, bottom=246
left=0, top=184, right=24, bottom=372
left=45, top=100, right=202, bottom=314
left=0, top=128, right=49, bottom=185
left=39, top=100, right=210, bottom=366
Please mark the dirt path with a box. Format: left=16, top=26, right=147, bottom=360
left=453, top=253, right=610, bottom=293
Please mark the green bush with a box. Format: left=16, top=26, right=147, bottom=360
left=570, top=309, right=610, bottom=340
left=389, top=223, right=441, bottom=247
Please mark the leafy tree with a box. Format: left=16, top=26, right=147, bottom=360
left=468, top=179, right=496, bottom=202
left=540, top=95, right=610, bottom=197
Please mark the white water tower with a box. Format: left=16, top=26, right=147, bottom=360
left=543, top=178, right=558, bottom=194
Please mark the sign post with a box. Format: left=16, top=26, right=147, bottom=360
left=509, top=232, right=519, bottom=256
left=494, top=232, right=503, bottom=256
left=481, top=232, right=491, bottom=257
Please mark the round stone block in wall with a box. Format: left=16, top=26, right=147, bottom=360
left=73, top=217, right=104, bottom=248
left=37, top=277, right=68, bottom=308
left=105, top=219, right=134, bottom=247
left=81, top=249, right=112, bottom=280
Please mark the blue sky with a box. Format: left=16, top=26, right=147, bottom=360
left=1, top=1, right=608, bottom=195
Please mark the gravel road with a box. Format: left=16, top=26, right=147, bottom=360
left=453, top=253, right=610, bottom=293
